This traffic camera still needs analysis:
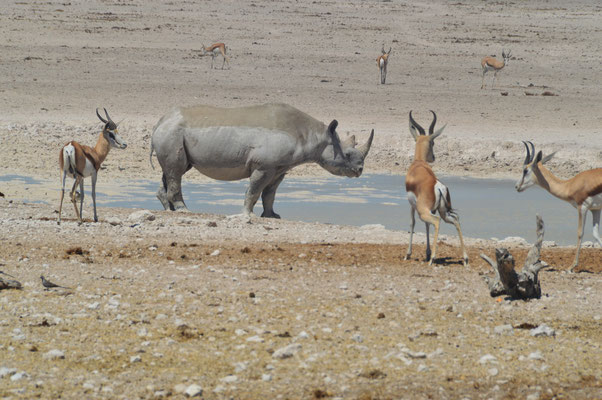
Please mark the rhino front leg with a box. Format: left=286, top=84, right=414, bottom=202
left=261, top=173, right=286, bottom=218
left=244, top=169, right=276, bottom=217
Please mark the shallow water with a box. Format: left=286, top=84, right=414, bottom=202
left=0, top=173, right=587, bottom=245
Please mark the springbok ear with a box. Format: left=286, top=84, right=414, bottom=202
left=327, top=120, right=344, bottom=160
left=430, top=124, right=446, bottom=140
left=534, top=150, right=543, bottom=164
left=542, top=151, right=556, bottom=164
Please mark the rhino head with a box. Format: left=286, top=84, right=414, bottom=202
left=318, top=121, right=374, bottom=178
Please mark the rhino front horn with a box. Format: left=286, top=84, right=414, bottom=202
left=359, top=129, right=374, bottom=158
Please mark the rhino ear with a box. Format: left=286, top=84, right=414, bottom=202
left=341, top=135, right=357, bottom=148
left=327, top=119, right=344, bottom=160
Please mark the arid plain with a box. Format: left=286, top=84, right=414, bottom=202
left=0, top=0, right=601, bottom=399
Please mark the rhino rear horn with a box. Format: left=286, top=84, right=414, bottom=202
left=358, top=129, right=374, bottom=158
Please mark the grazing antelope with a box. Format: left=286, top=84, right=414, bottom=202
left=58, top=108, right=127, bottom=225
left=404, top=111, right=468, bottom=266
left=481, top=49, right=511, bottom=89
left=515, top=141, right=602, bottom=272
left=201, top=42, right=230, bottom=69
left=376, top=45, right=392, bottom=84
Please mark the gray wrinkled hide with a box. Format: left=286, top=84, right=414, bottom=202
left=150, top=103, right=373, bottom=217
left=481, top=215, right=548, bottom=300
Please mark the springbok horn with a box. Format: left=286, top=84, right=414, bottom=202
left=528, top=141, right=535, bottom=162
left=428, top=110, right=437, bottom=135
left=522, top=141, right=531, bottom=165
left=96, top=108, right=107, bottom=123
left=409, top=111, right=425, bottom=135
left=359, top=129, right=375, bottom=158
left=104, top=108, right=113, bottom=123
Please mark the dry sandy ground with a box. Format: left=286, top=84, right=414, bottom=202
left=0, top=0, right=601, bottom=399
left=0, top=201, right=601, bottom=400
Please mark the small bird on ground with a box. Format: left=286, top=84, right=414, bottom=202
left=0, top=270, right=17, bottom=279
left=40, top=275, right=71, bottom=290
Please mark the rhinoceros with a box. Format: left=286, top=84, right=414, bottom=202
left=149, top=103, right=374, bottom=218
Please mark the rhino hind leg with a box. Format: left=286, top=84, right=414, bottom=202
left=261, top=173, right=286, bottom=218
left=157, top=173, right=173, bottom=211
left=244, top=169, right=276, bottom=217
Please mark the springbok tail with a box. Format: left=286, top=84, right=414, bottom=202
left=64, top=145, right=83, bottom=178
left=437, top=187, right=459, bottom=221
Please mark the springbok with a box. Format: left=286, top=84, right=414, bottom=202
left=377, top=45, right=392, bottom=84
left=201, top=42, right=230, bottom=69
left=481, top=49, right=511, bottom=89
left=58, top=109, right=127, bottom=225
left=404, top=111, right=468, bottom=266
left=515, top=141, right=602, bottom=271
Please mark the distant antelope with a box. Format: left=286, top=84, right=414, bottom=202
left=516, top=141, right=602, bottom=271
left=376, top=45, right=392, bottom=84
left=58, top=108, right=127, bottom=225
left=481, top=49, right=511, bottom=89
left=404, top=111, right=468, bottom=266
left=201, top=42, right=230, bottom=69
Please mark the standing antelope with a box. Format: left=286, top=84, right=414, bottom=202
left=201, top=42, right=230, bottom=69
left=404, top=111, right=469, bottom=266
left=481, top=49, right=511, bottom=89
left=515, top=141, right=602, bottom=272
left=377, top=45, right=392, bottom=84
left=58, top=108, right=127, bottom=225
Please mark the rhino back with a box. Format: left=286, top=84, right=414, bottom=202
left=180, top=103, right=326, bottom=139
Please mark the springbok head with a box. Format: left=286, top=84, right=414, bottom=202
left=96, top=108, right=127, bottom=149
left=515, top=141, right=556, bottom=192
left=502, top=49, right=511, bottom=65
left=408, top=110, right=445, bottom=163
left=319, top=120, right=374, bottom=178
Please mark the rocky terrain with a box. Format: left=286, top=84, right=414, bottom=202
left=0, top=0, right=600, bottom=398
left=0, top=201, right=601, bottom=399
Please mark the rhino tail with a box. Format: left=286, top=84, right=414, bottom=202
left=149, top=142, right=155, bottom=170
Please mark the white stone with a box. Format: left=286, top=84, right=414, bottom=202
left=184, top=384, right=203, bottom=397
left=246, top=335, right=264, bottom=343
left=210, top=250, right=220, bottom=256
left=10, top=372, right=27, bottom=381
left=0, top=367, right=17, bottom=378
left=106, top=217, right=121, bottom=226
left=488, top=368, right=499, bottom=376
left=529, top=351, right=545, bottom=361
left=221, top=375, right=238, bottom=383
left=479, top=354, right=497, bottom=364
left=130, top=355, right=142, bottom=363
left=262, top=374, right=272, bottom=382
left=351, top=334, right=363, bottom=343
left=526, top=392, right=540, bottom=400
left=272, top=343, right=302, bottom=359
left=297, top=331, right=310, bottom=339
left=530, top=324, right=555, bottom=337
left=43, top=349, right=65, bottom=360
left=127, top=210, right=155, bottom=222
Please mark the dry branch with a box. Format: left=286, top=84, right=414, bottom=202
left=481, top=215, right=548, bottom=300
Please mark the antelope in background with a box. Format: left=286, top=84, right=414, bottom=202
left=516, top=141, right=602, bottom=272
left=58, top=108, right=127, bottom=225
left=377, top=45, right=392, bottom=84
left=201, top=42, right=230, bottom=69
left=481, top=49, right=511, bottom=89
left=404, top=111, right=468, bottom=266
